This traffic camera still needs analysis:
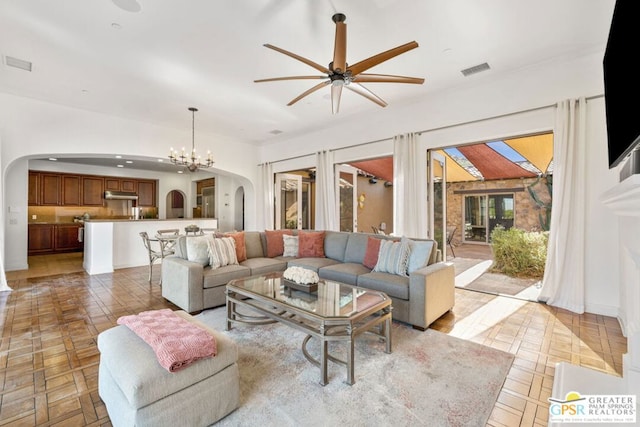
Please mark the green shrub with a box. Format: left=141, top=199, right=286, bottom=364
left=490, top=226, right=548, bottom=279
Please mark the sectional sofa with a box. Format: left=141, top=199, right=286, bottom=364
left=161, top=230, right=455, bottom=330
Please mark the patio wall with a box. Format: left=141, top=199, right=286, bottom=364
left=446, top=176, right=552, bottom=245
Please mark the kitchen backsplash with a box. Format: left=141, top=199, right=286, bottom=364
left=28, top=206, right=158, bottom=223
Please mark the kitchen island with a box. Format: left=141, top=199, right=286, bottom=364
left=83, top=218, right=218, bottom=275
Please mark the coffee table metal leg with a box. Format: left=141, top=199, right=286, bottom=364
left=320, top=339, right=328, bottom=386
left=346, top=336, right=355, bottom=385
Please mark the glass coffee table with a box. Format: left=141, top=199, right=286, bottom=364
left=225, top=271, right=392, bottom=385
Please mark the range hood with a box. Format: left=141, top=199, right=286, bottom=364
left=104, top=190, right=138, bottom=200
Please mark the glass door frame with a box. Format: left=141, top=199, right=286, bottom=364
left=274, top=173, right=303, bottom=230
left=428, top=150, right=447, bottom=259
left=335, top=164, right=358, bottom=232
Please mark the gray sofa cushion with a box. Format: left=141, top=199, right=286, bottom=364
left=357, top=271, right=410, bottom=300
left=319, top=263, right=371, bottom=286
left=344, top=232, right=371, bottom=264
left=241, top=258, right=287, bottom=275
left=288, top=257, right=341, bottom=272
left=323, top=231, right=350, bottom=262
left=203, top=265, right=250, bottom=289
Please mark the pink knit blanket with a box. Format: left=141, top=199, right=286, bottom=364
left=117, top=309, right=217, bottom=372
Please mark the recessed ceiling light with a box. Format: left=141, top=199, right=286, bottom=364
left=112, top=0, right=141, bottom=13
left=125, top=160, right=133, bottom=164
left=117, top=164, right=124, bottom=168
left=111, top=23, right=122, bottom=30
left=48, top=158, right=57, bottom=161
left=177, top=170, right=183, bottom=174
left=269, top=129, right=283, bottom=135
left=115, top=155, right=122, bottom=159
left=81, top=89, right=89, bottom=94
left=157, top=159, right=164, bottom=162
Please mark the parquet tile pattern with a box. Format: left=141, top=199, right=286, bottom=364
left=0, top=253, right=626, bottom=426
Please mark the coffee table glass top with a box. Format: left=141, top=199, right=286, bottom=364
left=227, top=272, right=388, bottom=318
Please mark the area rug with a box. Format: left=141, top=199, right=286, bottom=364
left=196, top=307, right=514, bottom=427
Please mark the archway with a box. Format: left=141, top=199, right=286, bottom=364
left=166, top=190, right=185, bottom=219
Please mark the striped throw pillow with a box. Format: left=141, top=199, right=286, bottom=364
left=207, top=236, right=238, bottom=269
left=373, top=238, right=410, bottom=276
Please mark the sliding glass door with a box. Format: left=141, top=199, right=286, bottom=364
left=428, top=151, right=447, bottom=258
left=463, top=193, right=514, bottom=243
left=335, top=165, right=358, bottom=232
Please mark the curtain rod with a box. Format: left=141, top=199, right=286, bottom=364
left=260, top=94, right=604, bottom=166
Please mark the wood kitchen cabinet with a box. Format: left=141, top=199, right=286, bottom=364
left=28, top=172, right=40, bottom=205
left=82, top=176, right=104, bottom=206
left=28, top=224, right=56, bottom=254
left=40, top=173, right=61, bottom=205
left=61, top=175, right=81, bottom=205
left=105, top=178, right=137, bottom=193
left=28, top=224, right=83, bottom=255
left=137, top=179, right=156, bottom=207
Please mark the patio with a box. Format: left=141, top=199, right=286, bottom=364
left=448, top=243, right=542, bottom=302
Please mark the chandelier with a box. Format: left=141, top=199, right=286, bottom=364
left=169, top=107, right=214, bottom=172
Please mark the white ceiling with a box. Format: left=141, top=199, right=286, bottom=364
left=0, top=0, right=616, bottom=170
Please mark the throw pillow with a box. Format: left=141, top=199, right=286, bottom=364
left=298, top=231, right=325, bottom=258
left=207, top=237, right=239, bottom=269
left=373, top=237, right=410, bottom=276
left=407, top=239, right=435, bottom=274
left=363, top=236, right=383, bottom=269
left=282, top=234, right=299, bottom=257
left=225, top=231, right=247, bottom=262
left=185, top=235, right=212, bottom=266
left=265, top=230, right=293, bottom=257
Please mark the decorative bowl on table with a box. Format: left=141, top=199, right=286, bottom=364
left=282, top=267, right=319, bottom=293
left=184, top=224, right=200, bottom=233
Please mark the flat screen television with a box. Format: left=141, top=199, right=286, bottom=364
left=603, top=0, right=640, bottom=169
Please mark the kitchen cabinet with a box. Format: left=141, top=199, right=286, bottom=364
left=82, top=176, right=104, bottom=206
left=28, top=172, right=40, bottom=205
left=28, top=224, right=56, bottom=254
left=40, top=173, right=61, bottom=206
left=28, top=224, right=83, bottom=255
left=137, top=180, right=156, bottom=207
left=61, top=175, right=81, bottom=205
left=55, top=224, right=84, bottom=251
left=104, top=178, right=137, bottom=193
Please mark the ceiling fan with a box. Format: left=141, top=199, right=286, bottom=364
left=255, top=13, right=425, bottom=114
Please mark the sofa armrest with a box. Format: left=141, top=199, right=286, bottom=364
left=408, top=261, right=455, bottom=329
left=161, top=256, right=205, bottom=313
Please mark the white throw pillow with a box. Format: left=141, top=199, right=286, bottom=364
left=282, top=235, right=299, bottom=257
left=207, top=237, right=238, bottom=269
left=185, top=235, right=212, bottom=266
left=373, top=237, right=410, bottom=276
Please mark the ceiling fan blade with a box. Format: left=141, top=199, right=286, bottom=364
left=353, top=73, right=425, bottom=84
left=263, top=44, right=331, bottom=74
left=332, top=13, right=347, bottom=73
left=331, top=82, right=343, bottom=114
left=345, top=83, right=387, bottom=108
left=287, top=80, right=331, bottom=106
left=347, top=41, right=420, bottom=76
left=254, top=75, right=327, bottom=83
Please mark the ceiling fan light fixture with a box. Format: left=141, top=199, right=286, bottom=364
left=168, top=107, right=214, bottom=172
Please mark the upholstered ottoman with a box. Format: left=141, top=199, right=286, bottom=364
left=97, top=310, right=239, bottom=427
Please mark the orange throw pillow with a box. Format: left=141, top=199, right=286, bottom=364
left=363, top=236, right=382, bottom=269
left=265, top=230, right=293, bottom=257
left=298, top=231, right=325, bottom=258
left=225, top=231, right=247, bottom=262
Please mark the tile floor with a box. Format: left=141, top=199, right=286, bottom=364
left=0, top=253, right=627, bottom=426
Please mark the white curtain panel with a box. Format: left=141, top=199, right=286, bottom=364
left=393, top=132, right=428, bottom=238
left=315, top=150, right=337, bottom=231
left=258, top=162, right=274, bottom=230
left=538, top=98, right=587, bottom=313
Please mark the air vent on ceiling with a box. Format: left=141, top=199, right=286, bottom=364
left=4, top=55, right=32, bottom=72
left=269, top=129, right=283, bottom=135
left=461, top=62, right=490, bottom=77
